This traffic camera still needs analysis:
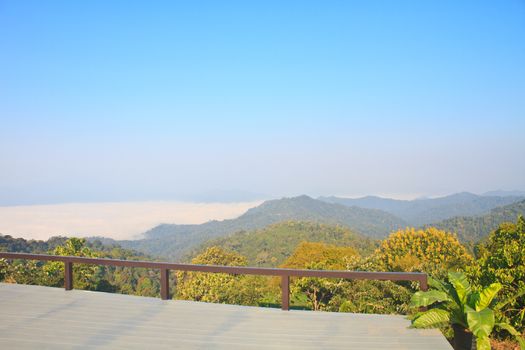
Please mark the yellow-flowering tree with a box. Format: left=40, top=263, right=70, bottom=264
left=281, top=241, right=358, bottom=270
left=281, top=242, right=359, bottom=310
left=374, top=227, right=473, bottom=279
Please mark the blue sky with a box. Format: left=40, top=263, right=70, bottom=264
left=1, top=0, right=524, bottom=205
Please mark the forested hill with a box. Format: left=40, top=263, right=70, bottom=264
left=115, top=196, right=406, bottom=260
left=0, top=234, right=145, bottom=258
left=0, top=235, right=68, bottom=253
left=319, top=192, right=524, bottom=226
left=425, top=200, right=525, bottom=243
left=192, top=221, right=378, bottom=267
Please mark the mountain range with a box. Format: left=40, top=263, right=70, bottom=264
left=104, top=192, right=524, bottom=261
left=113, top=195, right=406, bottom=259
left=426, top=199, right=525, bottom=242
left=318, top=192, right=523, bottom=226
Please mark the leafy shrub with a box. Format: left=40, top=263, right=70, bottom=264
left=410, top=272, right=524, bottom=350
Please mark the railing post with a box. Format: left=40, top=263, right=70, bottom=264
left=419, top=274, right=428, bottom=311
left=420, top=274, right=428, bottom=291
left=160, top=268, right=170, bottom=300
left=281, top=275, right=289, bottom=311
left=64, top=261, right=73, bottom=290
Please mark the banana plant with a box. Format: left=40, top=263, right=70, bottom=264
left=410, top=271, right=524, bottom=350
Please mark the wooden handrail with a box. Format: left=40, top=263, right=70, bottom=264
left=0, top=252, right=428, bottom=310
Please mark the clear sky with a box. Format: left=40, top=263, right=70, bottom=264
left=1, top=0, right=524, bottom=205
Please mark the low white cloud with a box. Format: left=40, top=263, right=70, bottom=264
left=0, top=201, right=261, bottom=241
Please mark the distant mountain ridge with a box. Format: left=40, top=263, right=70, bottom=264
left=482, top=190, right=525, bottom=197
left=99, top=192, right=525, bottom=261
left=318, top=192, right=524, bottom=226
left=425, top=199, right=525, bottom=242
left=114, top=195, right=406, bottom=260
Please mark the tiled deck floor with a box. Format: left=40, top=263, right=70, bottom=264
left=0, top=283, right=452, bottom=349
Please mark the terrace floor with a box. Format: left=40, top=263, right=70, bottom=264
left=0, top=283, right=452, bottom=349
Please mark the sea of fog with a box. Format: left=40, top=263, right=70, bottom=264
left=0, top=201, right=262, bottom=241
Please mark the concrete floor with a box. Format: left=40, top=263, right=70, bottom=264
left=0, top=283, right=452, bottom=349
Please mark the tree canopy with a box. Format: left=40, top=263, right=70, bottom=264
left=469, top=216, right=525, bottom=332
left=176, top=246, right=267, bottom=305
left=374, top=227, right=473, bottom=279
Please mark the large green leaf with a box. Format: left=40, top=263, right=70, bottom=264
left=450, top=308, right=468, bottom=328
left=468, top=291, right=481, bottom=310
left=474, top=283, right=502, bottom=311
left=466, top=306, right=495, bottom=338
left=410, top=290, right=450, bottom=308
left=428, top=277, right=446, bottom=292
left=412, top=308, right=450, bottom=328
left=448, top=272, right=471, bottom=305
left=475, top=336, right=491, bottom=350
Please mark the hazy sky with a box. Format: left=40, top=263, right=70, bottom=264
left=1, top=0, right=524, bottom=205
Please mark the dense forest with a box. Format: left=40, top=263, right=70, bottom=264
left=426, top=199, right=525, bottom=243
left=0, top=236, right=165, bottom=297
left=190, top=221, right=377, bottom=266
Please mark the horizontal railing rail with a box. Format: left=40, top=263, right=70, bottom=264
left=0, top=252, right=428, bottom=310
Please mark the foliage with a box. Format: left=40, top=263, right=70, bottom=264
left=281, top=241, right=359, bottom=270
left=198, top=222, right=376, bottom=268
left=0, top=259, right=6, bottom=280
left=374, top=227, right=473, bottom=279
left=281, top=242, right=412, bottom=312
left=1, top=259, right=46, bottom=285
left=281, top=242, right=359, bottom=310
left=1, top=234, right=68, bottom=253
left=410, top=272, right=524, bottom=350
left=469, top=216, right=525, bottom=333
left=42, top=238, right=100, bottom=290
left=336, top=280, right=413, bottom=314
left=176, top=246, right=268, bottom=305
left=0, top=237, right=162, bottom=297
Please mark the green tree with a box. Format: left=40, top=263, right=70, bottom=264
left=42, top=238, right=100, bottom=290
left=281, top=242, right=359, bottom=310
left=1, top=259, right=45, bottom=285
left=176, top=246, right=265, bottom=305
left=136, top=275, right=159, bottom=296
left=469, top=216, right=525, bottom=332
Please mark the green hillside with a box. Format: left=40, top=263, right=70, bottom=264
left=192, top=221, right=377, bottom=266
left=425, top=199, right=525, bottom=242
left=115, top=195, right=406, bottom=260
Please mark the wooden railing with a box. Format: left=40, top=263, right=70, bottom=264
left=0, top=252, right=428, bottom=310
